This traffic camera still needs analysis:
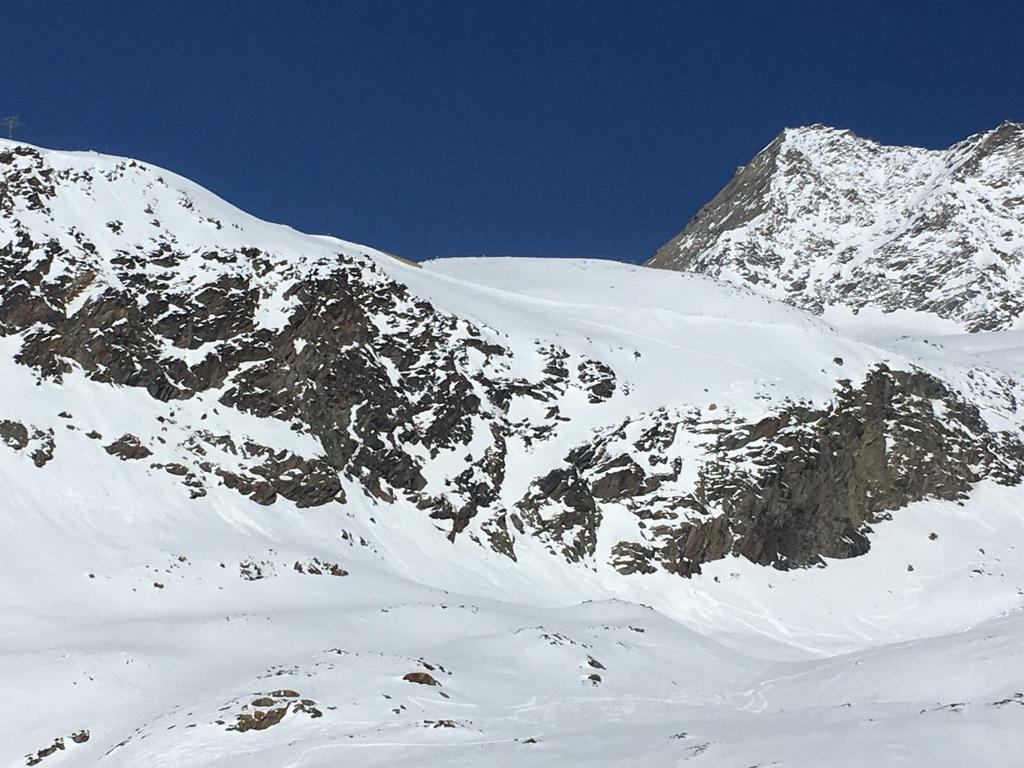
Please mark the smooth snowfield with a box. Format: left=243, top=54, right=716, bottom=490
left=2, top=140, right=1023, bottom=767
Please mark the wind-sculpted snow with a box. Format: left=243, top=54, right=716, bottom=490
left=649, top=122, right=1024, bottom=331
left=2, top=138, right=1024, bottom=766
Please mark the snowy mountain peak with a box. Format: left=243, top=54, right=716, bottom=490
left=649, top=122, right=1024, bottom=331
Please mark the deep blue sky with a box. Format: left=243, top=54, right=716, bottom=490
left=2, top=1, right=1021, bottom=262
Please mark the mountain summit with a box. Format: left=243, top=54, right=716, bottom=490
left=648, top=122, right=1024, bottom=331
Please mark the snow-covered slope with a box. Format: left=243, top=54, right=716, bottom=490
left=3, top=139, right=1024, bottom=767
left=649, top=122, right=1024, bottom=331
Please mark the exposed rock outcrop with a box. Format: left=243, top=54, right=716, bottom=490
left=522, top=367, right=1024, bottom=576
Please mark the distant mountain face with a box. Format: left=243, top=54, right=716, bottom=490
left=648, top=122, right=1024, bottom=331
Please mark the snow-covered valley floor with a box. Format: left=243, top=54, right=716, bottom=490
left=5, top=473, right=1024, bottom=767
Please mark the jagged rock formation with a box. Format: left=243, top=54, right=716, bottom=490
left=648, top=122, right=1024, bottom=331
left=519, top=367, right=1024, bottom=575
left=0, top=141, right=622, bottom=549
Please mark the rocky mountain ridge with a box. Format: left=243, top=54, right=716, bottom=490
left=3, top=139, right=1024, bottom=579
left=649, top=122, right=1024, bottom=331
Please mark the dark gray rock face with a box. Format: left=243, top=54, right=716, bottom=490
left=0, top=418, right=55, bottom=467
left=0, top=144, right=616, bottom=547
left=104, top=434, right=153, bottom=460
left=650, top=131, right=782, bottom=271
left=521, top=367, right=1024, bottom=576
left=668, top=366, right=1024, bottom=574
left=648, top=122, right=1024, bottom=331
left=0, top=224, right=558, bottom=530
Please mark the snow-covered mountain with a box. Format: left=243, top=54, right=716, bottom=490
left=3, top=137, right=1024, bottom=767
left=649, top=122, right=1024, bottom=332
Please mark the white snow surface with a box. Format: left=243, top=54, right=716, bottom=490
left=1, top=139, right=1023, bottom=767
